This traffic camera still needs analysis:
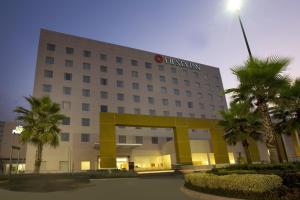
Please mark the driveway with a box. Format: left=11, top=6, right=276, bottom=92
left=0, top=176, right=196, bottom=200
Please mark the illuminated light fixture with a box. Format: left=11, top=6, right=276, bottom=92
left=228, top=0, right=242, bottom=12
left=12, top=125, right=23, bottom=135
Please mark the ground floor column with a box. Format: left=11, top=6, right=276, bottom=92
left=100, top=123, right=117, bottom=168
left=173, top=126, right=192, bottom=165
left=248, top=138, right=261, bottom=162
left=210, top=128, right=229, bottom=165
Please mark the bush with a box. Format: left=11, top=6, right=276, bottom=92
left=185, top=173, right=282, bottom=193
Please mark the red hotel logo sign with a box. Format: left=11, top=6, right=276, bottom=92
left=154, top=54, right=200, bottom=71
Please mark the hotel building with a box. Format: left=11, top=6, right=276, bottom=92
left=25, top=29, right=300, bottom=172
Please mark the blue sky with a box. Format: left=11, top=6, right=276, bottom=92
left=0, top=0, right=300, bottom=121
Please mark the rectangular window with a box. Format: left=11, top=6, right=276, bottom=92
left=44, top=70, right=53, bottom=78
left=159, top=76, right=166, bottom=83
left=188, top=102, right=193, bottom=109
left=43, top=84, right=52, bottom=92
left=45, top=56, right=54, bottom=64
left=117, top=106, right=125, bottom=113
left=116, top=68, right=123, bottom=75
left=163, top=111, right=170, bottom=116
left=116, top=80, right=124, bottom=88
left=82, top=89, right=90, bottom=97
left=47, top=43, right=55, bottom=51
left=184, top=80, right=190, bottom=86
left=81, top=133, right=90, bottom=142
left=65, top=60, right=73, bottom=67
left=64, top=73, right=72, bottom=81
left=100, top=91, right=108, bottom=99
left=63, top=87, right=71, bottom=95
left=135, top=136, right=143, bottom=144
left=149, top=109, right=156, bottom=116
left=194, top=71, right=199, bottom=77
left=145, top=62, right=152, bottom=69
left=190, top=113, right=195, bottom=118
left=173, top=89, right=180, bottom=95
left=62, top=117, right=70, bottom=125
left=100, top=65, right=107, bottom=72
left=117, top=93, right=124, bottom=101
left=148, top=97, right=154, bottom=104
left=66, top=47, right=74, bottom=54
left=162, top=99, right=168, bottom=106
left=62, top=101, right=71, bottom=110
left=172, top=78, right=178, bottom=84
left=210, top=105, right=215, bottom=110
left=166, top=137, right=173, bottom=142
left=83, top=75, right=91, bottom=83
left=160, top=87, right=167, bottom=94
left=199, top=103, right=204, bottom=109
left=60, top=133, right=70, bottom=142
left=118, top=135, right=126, bottom=144
left=81, top=161, right=90, bottom=170
left=83, top=50, right=91, bottom=58
left=116, top=56, right=123, bottom=64
left=131, top=59, right=138, bottom=66
left=158, top=65, right=164, bottom=71
left=177, top=112, right=183, bottom=117
left=195, top=82, right=201, bottom=88
left=175, top=100, right=181, bottom=107
left=100, top=105, right=108, bottom=112
left=147, top=85, right=153, bottom=92
left=152, top=137, right=158, bottom=144
left=133, top=95, right=140, bottom=103
left=82, top=103, right=90, bottom=111
left=186, top=90, right=192, bottom=97
left=132, top=82, right=139, bottom=90
left=100, top=53, right=107, bottom=61
left=146, top=73, right=152, bottom=80
left=171, top=67, right=176, bottom=74
left=131, top=71, right=138, bottom=78
left=134, top=108, right=141, bottom=114
left=100, top=78, right=108, bottom=86
left=83, top=62, right=91, bottom=70
left=81, top=118, right=90, bottom=126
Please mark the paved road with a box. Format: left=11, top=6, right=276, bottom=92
left=0, top=176, right=196, bottom=200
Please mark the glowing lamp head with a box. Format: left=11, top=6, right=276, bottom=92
left=228, top=0, right=242, bottom=12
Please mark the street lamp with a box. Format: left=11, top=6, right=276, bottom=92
left=228, top=0, right=253, bottom=59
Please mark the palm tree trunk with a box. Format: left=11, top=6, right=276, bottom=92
left=257, top=102, right=279, bottom=163
left=34, top=143, right=43, bottom=174
left=242, top=140, right=252, bottom=164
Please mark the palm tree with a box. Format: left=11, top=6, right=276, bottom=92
left=14, top=96, right=65, bottom=173
left=226, top=57, right=291, bottom=163
left=219, top=102, right=262, bottom=163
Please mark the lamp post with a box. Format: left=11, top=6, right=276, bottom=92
left=228, top=0, right=253, bottom=59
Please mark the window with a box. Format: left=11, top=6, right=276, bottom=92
left=132, top=82, right=139, bottom=90
left=100, top=65, right=107, bottom=72
left=208, top=93, right=213, bottom=100
left=134, top=108, right=141, bottom=114
left=195, top=82, right=201, bottom=88
left=201, top=114, right=206, bottom=118
left=135, top=136, right=143, bottom=144
left=100, top=78, right=108, bottom=85
left=83, top=62, right=91, bottom=70
left=43, top=84, right=52, bottom=92
left=210, top=105, right=215, bottom=110
left=189, top=113, right=195, bottom=118
left=100, top=53, right=107, bottom=61
left=198, top=92, right=203, bottom=98
left=117, top=93, right=124, bottom=101
left=186, top=90, right=192, bottom=97
left=81, top=133, right=90, bottom=142
left=199, top=103, right=204, bottom=109
left=100, top=91, right=108, bottom=99
left=160, top=87, right=167, bottom=94
left=158, top=65, right=164, bottom=71
left=146, top=73, right=152, bottom=80
left=45, top=56, right=54, bottom=64
left=82, top=89, right=90, bottom=97
left=116, top=80, right=124, bottom=88
left=163, top=111, right=170, bottom=116
left=118, top=135, right=126, bottom=144
left=171, top=67, right=176, bottom=74
left=60, top=133, right=69, bottom=142
left=147, top=85, right=153, bottom=92
left=66, top=47, right=74, bottom=54
left=81, top=161, right=90, bottom=170
left=47, top=43, right=55, bottom=51
left=145, top=62, right=152, bottom=69
left=177, top=112, right=183, bottom=117
left=172, top=78, right=178, bottom=84
left=65, top=60, right=73, bottom=67
left=162, top=99, right=168, bottom=106
left=148, top=97, right=154, bottom=104
left=44, top=70, right=53, bottom=78
left=188, top=102, right=193, bottom=108
left=131, top=59, right=138, bottom=66
left=166, top=137, right=173, bottom=142
left=159, top=76, right=166, bottom=83
left=117, top=107, right=125, bottom=113
left=83, top=75, right=91, bottom=83
left=62, top=117, right=70, bottom=125
left=184, top=80, right=190, bottom=86
left=116, top=68, right=123, bottom=75
left=63, top=87, right=71, bottom=95
left=194, top=71, right=199, bottom=77
left=133, top=95, right=140, bottom=103
left=81, top=118, right=90, bottom=126
left=62, top=101, right=71, bottom=110
left=100, top=105, right=108, bottom=112
left=82, top=103, right=90, bottom=111
left=175, top=100, right=181, bottom=107
left=64, top=73, right=72, bottom=81
left=83, top=50, right=91, bottom=58
left=173, top=89, right=180, bottom=95
left=116, top=56, right=123, bottom=64
left=152, top=137, right=158, bottom=144
left=131, top=71, right=138, bottom=78
left=149, top=109, right=156, bottom=116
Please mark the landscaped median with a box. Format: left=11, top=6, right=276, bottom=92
left=184, top=173, right=300, bottom=200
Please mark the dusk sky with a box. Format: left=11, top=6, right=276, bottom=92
left=0, top=0, right=299, bottom=121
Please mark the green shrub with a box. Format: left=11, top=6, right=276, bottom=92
left=185, top=173, right=282, bottom=193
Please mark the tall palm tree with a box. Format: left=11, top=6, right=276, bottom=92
left=226, top=57, right=291, bottom=163
left=219, top=102, right=262, bottom=163
left=14, top=96, right=65, bottom=174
